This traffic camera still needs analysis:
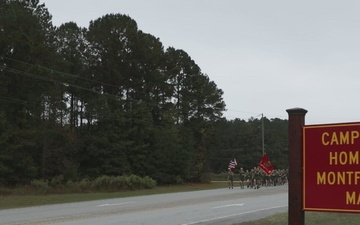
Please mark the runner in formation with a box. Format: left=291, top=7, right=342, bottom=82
left=226, top=155, right=288, bottom=189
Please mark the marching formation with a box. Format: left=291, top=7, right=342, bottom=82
left=227, top=156, right=288, bottom=189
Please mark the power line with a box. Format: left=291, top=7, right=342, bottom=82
left=225, top=109, right=262, bottom=115
left=1, top=57, right=174, bottom=107
left=1, top=65, right=107, bottom=95
left=2, top=57, right=287, bottom=121
left=3, top=56, right=120, bottom=89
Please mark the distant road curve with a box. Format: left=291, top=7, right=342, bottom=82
left=0, top=185, right=288, bottom=225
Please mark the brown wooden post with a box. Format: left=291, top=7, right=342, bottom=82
left=286, top=107, right=307, bottom=225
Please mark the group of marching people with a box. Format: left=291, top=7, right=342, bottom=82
left=228, top=167, right=288, bottom=189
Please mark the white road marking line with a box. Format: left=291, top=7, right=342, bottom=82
left=97, top=201, right=135, bottom=207
left=181, top=204, right=287, bottom=225
left=213, top=203, right=245, bottom=209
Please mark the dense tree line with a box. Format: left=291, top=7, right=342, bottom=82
left=0, top=0, right=288, bottom=186
left=209, top=117, right=288, bottom=173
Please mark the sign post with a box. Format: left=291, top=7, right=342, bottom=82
left=287, top=107, right=307, bottom=225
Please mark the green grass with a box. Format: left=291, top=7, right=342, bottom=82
left=234, top=211, right=360, bottom=225
left=2, top=182, right=360, bottom=225
left=305, top=211, right=360, bottom=225
left=0, top=182, right=227, bottom=210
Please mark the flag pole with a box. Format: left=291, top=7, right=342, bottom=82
left=262, top=113, right=264, bottom=155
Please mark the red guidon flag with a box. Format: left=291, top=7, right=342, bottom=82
left=259, top=154, right=274, bottom=175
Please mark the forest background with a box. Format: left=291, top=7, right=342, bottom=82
left=0, top=0, right=288, bottom=186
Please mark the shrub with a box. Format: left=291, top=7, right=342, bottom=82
left=79, top=178, right=91, bottom=190
left=107, top=175, right=156, bottom=190
left=176, top=176, right=183, bottom=184
left=30, top=179, right=50, bottom=193
left=142, top=176, right=157, bottom=189
left=30, top=175, right=157, bottom=193
left=92, top=175, right=111, bottom=190
left=109, top=175, right=127, bottom=190
left=128, top=174, right=141, bottom=189
left=50, top=175, right=64, bottom=187
left=65, top=180, right=76, bottom=192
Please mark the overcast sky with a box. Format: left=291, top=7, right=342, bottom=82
left=40, top=0, right=360, bottom=125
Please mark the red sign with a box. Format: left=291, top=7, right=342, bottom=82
left=303, top=122, right=360, bottom=213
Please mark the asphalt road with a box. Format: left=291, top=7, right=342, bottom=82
left=0, top=185, right=288, bottom=225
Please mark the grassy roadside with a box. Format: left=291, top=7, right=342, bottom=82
left=234, top=211, right=360, bottom=225
left=0, top=182, right=227, bottom=210
left=2, top=182, right=360, bottom=225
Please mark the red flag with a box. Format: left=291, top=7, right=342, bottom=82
left=259, top=154, right=274, bottom=175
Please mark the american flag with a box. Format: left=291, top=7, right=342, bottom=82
left=228, top=158, right=237, bottom=171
